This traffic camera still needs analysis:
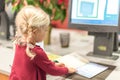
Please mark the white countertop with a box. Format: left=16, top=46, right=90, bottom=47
left=0, top=28, right=120, bottom=80
left=46, top=28, right=120, bottom=80
left=0, top=39, right=14, bottom=75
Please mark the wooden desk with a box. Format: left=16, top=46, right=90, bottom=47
left=0, top=73, right=9, bottom=80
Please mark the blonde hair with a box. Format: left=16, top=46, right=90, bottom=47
left=15, top=5, right=50, bottom=59
left=15, top=5, right=50, bottom=44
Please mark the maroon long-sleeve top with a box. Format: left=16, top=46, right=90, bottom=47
left=9, top=44, right=68, bottom=80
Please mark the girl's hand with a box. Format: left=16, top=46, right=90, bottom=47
left=67, top=67, right=76, bottom=73
left=55, top=63, right=65, bottom=67
left=55, top=62, right=76, bottom=73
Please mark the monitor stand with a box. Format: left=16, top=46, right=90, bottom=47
left=113, top=32, right=120, bottom=54
left=87, top=32, right=119, bottom=60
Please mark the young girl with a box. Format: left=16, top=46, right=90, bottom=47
left=9, top=6, right=76, bottom=80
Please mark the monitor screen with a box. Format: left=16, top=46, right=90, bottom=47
left=68, top=0, right=120, bottom=32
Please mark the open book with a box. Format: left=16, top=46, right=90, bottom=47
left=55, top=54, right=108, bottom=78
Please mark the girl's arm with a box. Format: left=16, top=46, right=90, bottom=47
left=31, top=46, right=71, bottom=76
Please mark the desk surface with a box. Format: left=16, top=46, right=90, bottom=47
left=0, top=29, right=120, bottom=80
left=46, top=28, right=120, bottom=80
left=45, top=49, right=120, bottom=80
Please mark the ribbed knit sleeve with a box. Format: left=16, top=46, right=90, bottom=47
left=31, top=46, right=68, bottom=76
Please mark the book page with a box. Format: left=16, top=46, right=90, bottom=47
left=56, top=55, right=89, bottom=68
left=56, top=54, right=108, bottom=78
left=76, top=62, right=108, bottom=78
left=47, top=52, right=61, bottom=61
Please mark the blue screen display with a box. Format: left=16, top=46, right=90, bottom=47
left=71, top=0, right=120, bottom=26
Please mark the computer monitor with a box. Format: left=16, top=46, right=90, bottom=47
left=68, top=0, right=120, bottom=60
